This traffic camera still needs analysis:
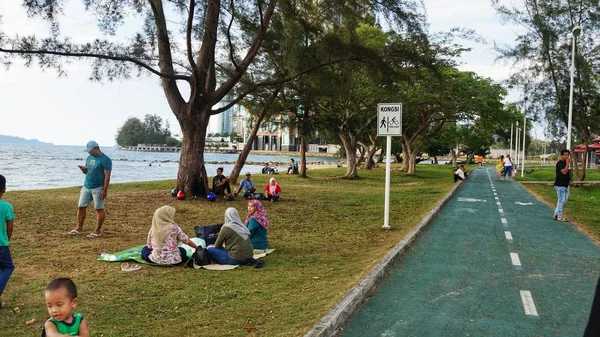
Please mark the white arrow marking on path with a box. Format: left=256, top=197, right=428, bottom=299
left=458, top=198, right=487, bottom=203
left=459, top=208, right=479, bottom=213
left=515, top=202, right=534, bottom=205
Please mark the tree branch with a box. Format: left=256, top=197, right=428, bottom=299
left=210, top=0, right=277, bottom=102
left=148, top=0, right=187, bottom=115
left=0, top=47, right=190, bottom=81
left=212, top=58, right=356, bottom=114
left=186, top=0, right=198, bottom=73
left=226, top=0, right=239, bottom=70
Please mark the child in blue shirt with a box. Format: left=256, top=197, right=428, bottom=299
left=0, top=174, right=15, bottom=309
left=43, top=278, right=90, bottom=337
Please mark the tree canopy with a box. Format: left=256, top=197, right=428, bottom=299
left=115, top=114, right=178, bottom=147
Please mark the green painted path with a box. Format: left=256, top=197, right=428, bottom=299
left=340, top=168, right=600, bottom=336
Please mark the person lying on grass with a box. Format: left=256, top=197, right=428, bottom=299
left=245, top=200, right=270, bottom=254
left=43, top=278, right=89, bottom=337
left=141, top=205, right=198, bottom=265
left=206, top=207, right=254, bottom=265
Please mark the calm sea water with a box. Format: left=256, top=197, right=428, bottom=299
left=0, top=144, right=337, bottom=191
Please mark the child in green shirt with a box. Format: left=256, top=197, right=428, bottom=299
left=0, top=174, right=15, bottom=309
left=43, top=278, right=90, bottom=337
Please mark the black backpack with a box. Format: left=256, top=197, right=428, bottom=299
left=192, top=247, right=211, bottom=266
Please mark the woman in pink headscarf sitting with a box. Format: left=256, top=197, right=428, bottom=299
left=245, top=199, right=269, bottom=253
left=264, top=177, right=281, bottom=202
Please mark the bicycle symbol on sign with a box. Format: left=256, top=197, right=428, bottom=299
left=389, top=117, right=399, bottom=126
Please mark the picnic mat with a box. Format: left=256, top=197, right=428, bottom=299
left=97, top=238, right=206, bottom=266
left=98, top=239, right=274, bottom=270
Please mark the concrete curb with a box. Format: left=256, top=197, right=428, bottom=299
left=304, top=180, right=465, bottom=337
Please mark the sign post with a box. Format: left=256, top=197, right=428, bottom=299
left=377, top=103, right=402, bottom=229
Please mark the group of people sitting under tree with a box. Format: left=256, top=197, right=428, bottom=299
left=141, top=200, right=270, bottom=266
left=211, top=168, right=281, bottom=201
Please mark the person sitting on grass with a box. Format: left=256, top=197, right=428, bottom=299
left=141, top=205, right=198, bottom=265
left=212, top=167, right=232, bottom=199
left=264, top=177, right=281, bottom=202
left=206, top=207, right=255, bottom=265
left=245, top=200, right=269, bottom=254
left=233, top=172, right=256, bottom=198
left=42, top=277, right=90, bottom=337
left=454, top=165, right=466, bottom=182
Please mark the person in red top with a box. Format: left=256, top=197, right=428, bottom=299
left=264, top=177, right=281, bottom=202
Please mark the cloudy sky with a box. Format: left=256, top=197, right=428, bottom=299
left=0, top=0, right=523, bottom=146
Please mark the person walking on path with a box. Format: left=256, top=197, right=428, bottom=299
left=553, top=149, right=571, bottom=221
left=501, top=154, right=513, bottom=181
left=70, top=141, right=112, bottom=238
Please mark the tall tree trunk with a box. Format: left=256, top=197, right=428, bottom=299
left=361, top=135, right=379, bottom=170
left=176, top=110, right=210, bottom=198
left=229, top=87, right=280, bottom=184
left=340, top=132, right=358, bottom=178
left=407, top=150, right=418, bottom=175
left=229, top=110, right=268, bottom=185
left=452, top=148, right=458, bottom=168
left=299, top=135, right=308, bottom=177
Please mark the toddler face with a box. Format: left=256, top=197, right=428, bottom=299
left=45, top=288, right=78, bottom=323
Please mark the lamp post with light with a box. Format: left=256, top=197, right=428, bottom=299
left=567, top=25, right=582, bottom=151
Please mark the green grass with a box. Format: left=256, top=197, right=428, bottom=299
left=514, top=162, right=600, bottom=181
left=0, top=165, right=458, bottom=337
left=514, top=163, right=600, bottom=243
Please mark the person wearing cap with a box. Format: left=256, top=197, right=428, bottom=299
left=70, top=141, right=112, bottom=238
left=233, top=172, right=256, bottom=198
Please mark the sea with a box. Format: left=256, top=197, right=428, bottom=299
left=0, top=144, right=338, bottom=191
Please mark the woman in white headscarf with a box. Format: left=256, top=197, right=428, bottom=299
left=207, top=207, right=254, bottom=265
left=141, top=205, right=198, bottom=265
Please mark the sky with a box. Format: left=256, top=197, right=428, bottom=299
left=0, top=0, right=524, bottom=146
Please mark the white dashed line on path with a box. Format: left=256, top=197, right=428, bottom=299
left=520, top=290, right=539, bottom=317
left=510, top=253, right=522, bottom=267
left=499, top=209, right=504, bottom=213
left=505, top=231, right=513, bottom=241
left=501, top=218, right=507, bottom=224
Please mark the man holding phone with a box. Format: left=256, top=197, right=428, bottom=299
left=553, top=149, right=572, bottom=222
left=70, top=140, right=112, bottom=238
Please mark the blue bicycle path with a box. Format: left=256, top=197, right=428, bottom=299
left=340, top=168, right=600, bottom=337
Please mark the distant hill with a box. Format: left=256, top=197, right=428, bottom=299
left=0, top=135, right=53, bottom=145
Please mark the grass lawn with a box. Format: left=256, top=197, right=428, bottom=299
left=0, top=164, right=458, bottom=337
left=515, top=163, right=600, bottom=243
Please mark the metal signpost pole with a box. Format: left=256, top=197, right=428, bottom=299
left=383, top=135, right=392, bottom=229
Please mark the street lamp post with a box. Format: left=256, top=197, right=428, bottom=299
left=521, top=98, right=527, bottom=177
left=510, top=123, right=513, bottom=158
left=567, top=25, right=582, bottom=151
left=511, top=121, right=520, bottom=169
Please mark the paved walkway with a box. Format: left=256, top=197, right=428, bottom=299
left=340, top=168, right=600, bottom=336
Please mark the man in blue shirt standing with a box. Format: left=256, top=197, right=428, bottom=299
left=70, top=141, right=112, bottom=238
